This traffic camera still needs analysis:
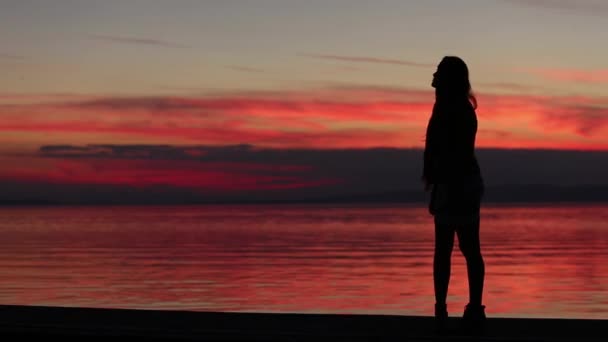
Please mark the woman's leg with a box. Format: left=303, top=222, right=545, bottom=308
left=434, top=218, right=455, bottom=306
left=456, top=217, right=485, bottom=306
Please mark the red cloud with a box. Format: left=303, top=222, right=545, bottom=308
left=521, top=67, right=608, bottom=84
left=1, top=86, right=607, bottom=150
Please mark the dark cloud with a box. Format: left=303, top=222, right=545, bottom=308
left=40, top=145, right=100, bottom=153
left=68, top=86, right=432, bottom=113
left=225, top=65, right=265, bottom=73
left=71, top=97, right=207, bottom=111
left=0, top=144, right=606, bottom=204
left=37, top=144, right=608, bottom=186
left=0, top=54, right=25, bottom=60
left=88, top=34, right=191, bottom=48
left=301, top=53, right=434, bottom=68
left=39, top=144, right=256, bottom=161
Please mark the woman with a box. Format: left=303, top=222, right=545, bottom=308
left=423, top=56, right=486, bottom=332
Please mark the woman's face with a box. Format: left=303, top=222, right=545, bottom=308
left=432, top=64, right=442, bottom=88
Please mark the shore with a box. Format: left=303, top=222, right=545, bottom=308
left=0, top=305, right=605, bottom=341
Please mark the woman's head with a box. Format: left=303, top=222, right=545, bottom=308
left=432, top=56, right=477, bottom=108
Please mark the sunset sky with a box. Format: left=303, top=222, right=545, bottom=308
left=1, top=0, right=607, bottom=202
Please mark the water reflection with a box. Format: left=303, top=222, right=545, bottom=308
left=0, top=204, right=606, bottom=318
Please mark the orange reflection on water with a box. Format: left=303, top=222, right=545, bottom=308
left=0, top=204, right=606, bottom=318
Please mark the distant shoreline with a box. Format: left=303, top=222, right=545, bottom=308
left=2, top=199, right=608, bottom=207
left=3, top=184, right=608, bottom=207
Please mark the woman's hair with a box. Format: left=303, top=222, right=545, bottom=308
left=435, top=56, right=477, bottom=109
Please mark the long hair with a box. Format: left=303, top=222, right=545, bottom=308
left=434, top=56, right=477, bottom=109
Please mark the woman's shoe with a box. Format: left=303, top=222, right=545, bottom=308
left=461, top=303, right=486, bottom=335
left=435, top=303, right=449, bottom=334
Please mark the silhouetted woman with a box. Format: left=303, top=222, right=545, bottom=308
left=423, top=56, right=486, bottom=332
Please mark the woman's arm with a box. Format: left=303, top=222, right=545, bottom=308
left=423, top=115, right=436, bottom=186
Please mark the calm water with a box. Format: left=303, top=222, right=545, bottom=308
left=0, top=204, right=607, bottom=319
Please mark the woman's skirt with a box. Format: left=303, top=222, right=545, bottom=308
left=429, top=175, right=484, bottom=226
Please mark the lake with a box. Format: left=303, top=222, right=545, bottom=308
left=0, top=204, right=606, bottom=319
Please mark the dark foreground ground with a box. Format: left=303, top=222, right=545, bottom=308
left=0, top=305, right=605, bottom=342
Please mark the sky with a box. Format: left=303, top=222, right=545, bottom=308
left=1, top=0, right=607, bottom=203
